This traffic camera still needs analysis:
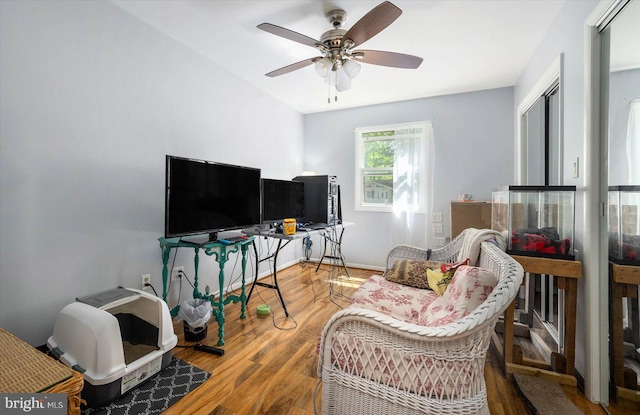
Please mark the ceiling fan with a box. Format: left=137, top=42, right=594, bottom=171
left=257, top=1, right=423, bottom=98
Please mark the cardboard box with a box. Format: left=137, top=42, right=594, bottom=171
left=450, top=201, right=492, bottom=239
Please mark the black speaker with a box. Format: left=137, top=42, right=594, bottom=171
left=292, top=175, right=339, bottom=225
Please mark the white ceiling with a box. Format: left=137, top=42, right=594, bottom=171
left=111, top=0, right=567, bottom=114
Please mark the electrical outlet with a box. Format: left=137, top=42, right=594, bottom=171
left=171, top=266, right=184, bottom=281
left=433, top=212, right=443, bottom=223
left=141, top=274, right=151, bottom=289
left=435, top=237, right=446, bottom=247
left=433, top=223, right=443, bottom=234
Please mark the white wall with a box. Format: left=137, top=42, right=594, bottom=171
left=0, top=0, right=304, bottom=345
left=513, top=0, right=600, bottom=393
left=303, top=87, right=514, bottom=269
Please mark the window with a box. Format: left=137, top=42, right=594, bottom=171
left=354, top=121, right=433, bottom=213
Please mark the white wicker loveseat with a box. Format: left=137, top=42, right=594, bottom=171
left=317, top=229, right=524, bottom=415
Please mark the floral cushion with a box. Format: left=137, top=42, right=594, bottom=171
left=419, top=265, right=497, bottom=327
left=350, top=275, right=438, bottom=324
left=384, top=259, right=443, bottom=289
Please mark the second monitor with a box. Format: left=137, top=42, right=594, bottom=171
left=261, top=178, right=305, bottom=225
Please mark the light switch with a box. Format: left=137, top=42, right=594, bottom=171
left=572, top=157, right=579, bottom=178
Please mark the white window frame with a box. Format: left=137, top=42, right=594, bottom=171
left=354, top=121, right=430, bottom=213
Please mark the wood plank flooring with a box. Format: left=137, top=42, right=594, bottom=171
left=166, top=263, right=622, bottom=415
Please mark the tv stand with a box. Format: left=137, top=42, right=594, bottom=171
left=158, top=235, right=254, bottom=347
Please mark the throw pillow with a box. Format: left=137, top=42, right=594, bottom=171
left=426, top=259, right=470, bottom=295
left=419, top=265, right=498, bottom=327
left=384, top=259, right=443, bottom=290
left=426, top=268, right=454, bottom=295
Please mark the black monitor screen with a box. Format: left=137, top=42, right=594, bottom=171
left=261, top=178, right=305, bottom=224
left=165, top=155, right=261, bottom=238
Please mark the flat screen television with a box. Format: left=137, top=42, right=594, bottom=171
left=165, top=155, right=261, bottom=240
left=261, top=178, right=305, bottom=225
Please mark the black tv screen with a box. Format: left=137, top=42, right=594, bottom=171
left=165, top=155, right=261, bottom=239
left=261, top=178, right=305, bottom=224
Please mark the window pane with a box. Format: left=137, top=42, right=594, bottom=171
left=363, top=169, right=393, bottom=204
left=524, top=96, right=545, bottom=185
left=364, top=139, right=394, bottom=169
left=363, top=138, right=394, bottom=205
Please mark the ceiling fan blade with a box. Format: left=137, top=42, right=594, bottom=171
left=342, top=1, right=402, bottom=47
left=265, top=58, right=318, bottom=77
left=257, top=23, right=319, bottom=48
left=357, top=50, right=423, bottom=69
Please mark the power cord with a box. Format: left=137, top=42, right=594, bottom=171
left=303, top=233, right=313, bottom=262
left=253, top=239, right=298, bottom=330
left=320, top=226, right=351, bottom=308
left=306, top=263, right=318, bottom=303
left=143, top=282, right=159, bottom=297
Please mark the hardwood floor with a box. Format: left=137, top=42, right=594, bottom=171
left=166, top=263, right=622, bottom=415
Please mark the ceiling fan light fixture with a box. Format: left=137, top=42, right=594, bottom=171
left=314, top=57, right=333, bottom=77
left=325, top=69, right=352, bottom=91
left=335, top=69, right=351, bottom=92
left=342, top=59, right=361, bottom=79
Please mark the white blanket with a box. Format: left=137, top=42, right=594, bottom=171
left=457, top=228, right=506, bottom=266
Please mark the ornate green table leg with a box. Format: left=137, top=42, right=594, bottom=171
left=192, top=247, right=201, bottom=299
left=159, top=242, right=181, bottom=317
left=204, top=246, right=228, bottom=346
left=217, top=247, right=227, bottom=346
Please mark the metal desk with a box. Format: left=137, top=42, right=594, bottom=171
left=243, top=222, right=351, bottom=316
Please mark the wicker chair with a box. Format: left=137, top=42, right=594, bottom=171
left=317, top=229, right=524, bottom=415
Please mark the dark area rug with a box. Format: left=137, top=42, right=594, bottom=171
left=82, top=358, right=210, bottom=415
left=513, top=373, right=583, bottom=415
